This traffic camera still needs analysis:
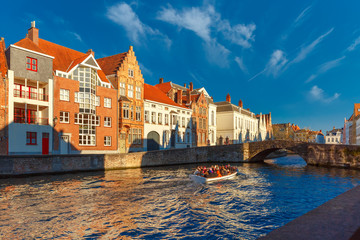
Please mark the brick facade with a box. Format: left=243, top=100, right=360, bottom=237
left=0, top=38, right=8, bottom=154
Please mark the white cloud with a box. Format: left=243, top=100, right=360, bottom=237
left=157, top=5, right=213, bottom=42
left=266, top=50, right=288, bottom=77
left=69, top=32, right=82, bottom=42
left=305, top=56, right=345, bottom=83
left=107, top=2, right=171, bottom=47
left=235, top=56, right=248, bottom=74
left=248, top=49, right=287, bottom=81
left=347, top=36, right=360, bottom=52
left=217, top=20, right=256, bottom=48
left=203, top=40, right=231, bottom=68
left=295, top=6, right=312, bottom=23
left=291, top=28, right=334, bottom=64
left=308, top=85, right=340, bottom=103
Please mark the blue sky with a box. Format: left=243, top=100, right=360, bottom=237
left=1, top=0, right=360, bottom=132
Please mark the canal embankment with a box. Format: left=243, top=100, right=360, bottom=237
left=258, top=184, right=360, bottom=240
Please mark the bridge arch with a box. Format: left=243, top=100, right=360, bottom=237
left=246, top=140, right=309, bottom=163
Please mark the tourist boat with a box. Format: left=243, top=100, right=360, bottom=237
left=189, top=171, right=239, bottom=184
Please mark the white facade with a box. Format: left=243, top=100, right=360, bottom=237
left=7, top=69, right=54, bottom=154
left=143, top=100, right=192, bottom=150
left=215, top=102, right=264, bottom=143
left=325, top=129, right=343, bottom=144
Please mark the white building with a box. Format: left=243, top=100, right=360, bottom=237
left=325, top=127, right=343, bottom=144
left=143, top=83, right=192, bottom=151
left=215, top=94, right=267, bottom=144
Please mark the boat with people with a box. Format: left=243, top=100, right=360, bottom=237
left=189, top=165, right=240, bottom=184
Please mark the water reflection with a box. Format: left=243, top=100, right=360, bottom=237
left=1, top=156, right=360, bottom=239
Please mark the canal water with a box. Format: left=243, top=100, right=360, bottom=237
left=1, top=155, right=360, bottom=239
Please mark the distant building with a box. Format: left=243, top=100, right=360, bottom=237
left=143, top=83, right=192, bottom=151
left=325, top=127, right=343, bottom=144
left=273, top=123, right=298, bottom=141
left=214, top=94, right=270, bottom=144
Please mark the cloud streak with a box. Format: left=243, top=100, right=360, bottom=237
left=347, top=36, right=360, bottom=52
left=305, top=56, right=345, bottom=83
left=235, top=56, right=248, bottom=74
left=308, top=85, right=340, bottom=103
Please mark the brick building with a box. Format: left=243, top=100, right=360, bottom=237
left=272, top=123, right=298, bottom=141
left=0, top=38, right=8, bottom=154
left=3, top=22, right=117, bottom=154
left=156, top=79, right=209, bottom=147
left=97, top=47, right=144, bottom=153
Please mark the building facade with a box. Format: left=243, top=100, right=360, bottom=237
left=215, top=94, right=268, bottom=144
left=4, top=21, right=118, bottom=154
left=143, top=83, right=192, bottom=151
left=97, top=48, right=144, bottom=153
left=0, top=38, right=8, bottom=154
left=325, top=127, right=343, bottom=144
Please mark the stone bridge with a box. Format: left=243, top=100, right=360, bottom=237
left=243, top=140, right=360, bottom=168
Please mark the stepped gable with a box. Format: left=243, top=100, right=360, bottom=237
left=97, top=52, right=127, bottom=75
left=144, top=83, right=188, bottom=109
left=0, top=38, right=7, bottom=75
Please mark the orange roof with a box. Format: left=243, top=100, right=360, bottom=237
left=38, top=38, right=86, bottom=72
left=13, top=38, right=47, bottom=55
left=155, top=82, right=172, bottom=94
left=66, top=54, right=90, bottom=72
left=97, top=53, right=127, bottom=75
left=0, top=39, right=7, bottom=76
left=97, top=70, right=110, bottom=84
left=144, top=83, right=188, bottom=109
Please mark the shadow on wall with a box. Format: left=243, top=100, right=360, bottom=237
left=0, top=121, right=80, bottom=155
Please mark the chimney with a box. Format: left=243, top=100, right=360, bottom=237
left=189, top=82, right=193, bottom=91
left=238, top=99, right=243, bottom=108
left=28, top=21, right=39, bottom=45
left=226, top=93, right=231, bottom=103
left=159, top=78, right=164, bottom=84
left=186, top=89, right=190, bottom=104
left=177, top=89, right=183, bottom=105
left=184, top=83, right=186, bottom=88
left=86, top=49, right=95, bottom=57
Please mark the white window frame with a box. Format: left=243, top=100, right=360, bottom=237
left=145, top=110, right=149, bottom=122
left=60, top=111, right=69, bottom=123
left=104, top=97, right=111, bottom=108
left=104, top=117, right=111, bottom=127
left=120, top=82, right=126, bottom=96
left=104, top=136, right=111, bottom=146
left=60, top=89, right=70, bottom=101
left=128, top=85, right=134, bottom=98
left=136, top=86, right=141, bottom=99
left=96, top=96, right=100, bottom=107
left=128, top=69, right=134, bottom=77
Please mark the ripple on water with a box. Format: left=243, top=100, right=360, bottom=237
left=1, top=156, right=360, bottom=239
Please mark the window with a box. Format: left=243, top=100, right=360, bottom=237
left=128, top=85, right=134, bottom=98
left=75, top=92, right=79, bottom=103
left=158, top=113, right=162, bottom=124
left=95, top=96, right=100, bottom=106
left=60, top=111, right=69, bottom=123
left=95, top=116, right=100, bottom=126
left=104, top=136, right=111, bottom=146
left=123, top=103, right=129, bottom=119
left=60, top=89, right=70, bottom=101
left=26, top=57, right=37, bottom=72
left=182, top=117, right=185, bottom=127
left=187, top=118, right=190, bottom=128
left=120, top=82, right=126, bottom=96
left=128, top=69, right=134, bottom=77
left=165, top=114, right=169, bottom=125
left=145, top=110, right=149, bottom=122
left=136, top=86, right=141, bottom=99
left=172, top=115, right=177, bottom=125
left=104, top=117, right=111, bottom=127
left=136, top=106, right=141, bottom=121
left=26, top=132, right=37, bottom=145
left=152, top=112, right=156, bottom=123
left=104, top=97, right=111, bottom=108
left=187, top=132, right=190, bottom=143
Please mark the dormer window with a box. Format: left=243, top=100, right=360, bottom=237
left=128, top=69, right=134, bottom=77
left=26, top=57, right=37, bottom=72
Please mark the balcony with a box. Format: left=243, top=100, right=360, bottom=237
left=14, top=106, right=49, bottom=125
left=14, top=89, right=49, bottom=102
left=14, top=115, right=49, bottom=125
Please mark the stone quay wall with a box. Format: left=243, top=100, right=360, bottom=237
left=0, top=144, right=246, bottom=177
left=2, top=140, right=360, bottom=177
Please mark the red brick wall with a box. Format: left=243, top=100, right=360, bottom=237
left=0, top=72, right=8, bottom=154
left=53, top=76, right=118, bottom=152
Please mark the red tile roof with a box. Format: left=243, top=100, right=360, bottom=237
left=155, top=82, right=172, bottom=94
left=0, top=39, right=7, bottom=76
left=97, top=53, right=127, bottom=75
left=144, top=83, right=188, bottom=109
left=13, top=37, right=111, bottom=85
left=13, top=38, right=47, bottom=55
